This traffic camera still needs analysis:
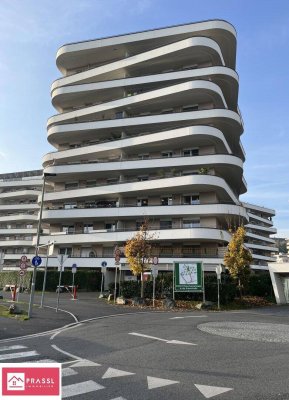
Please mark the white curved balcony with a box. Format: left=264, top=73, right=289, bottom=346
left=246, top=232, right=275, bottom=244
left=39, top=227, right=231, bottom=246
left=2, top=253, right=34, bottom=261
left=0, top=190, right=40, bottom=200
left=43, top=175, right=240, bottom=204
left=250, top=253, right=276, bottom=262
left=43, top=125, right=232, bottom=166
left=48, top=80, right=227, bottom=127
left=51, top=66, right=239, bottom=111
left=0, top=228, right=37, bottom=235
left=0, top=179, right=42, bottom=189
left=245, top=223, right=277, bottom=234
left=52, top=37, right=225, bottom=91
left=246, top=243, right=278, bottom=252
left=42, top=203, right=248, bottom=222
left=0, top=214, right=38, bottom=223
left=247, top=212, right=274, bottom=226
left=56, top=20, right=236, bottom=72
left=47, top=109, right=243, bottom=150
left=0, top=204, right=39, bottom=211
left=0, top=240, right=33, bottom=247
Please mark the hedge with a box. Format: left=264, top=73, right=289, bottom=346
left=0, top=271, right=32, bottom=289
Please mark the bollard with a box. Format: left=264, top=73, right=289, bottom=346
left=12, top=285, right=17, bottom=302
left=73, top=285, right=77, bottom=300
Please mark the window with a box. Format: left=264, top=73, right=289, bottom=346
left=84, top=224, right=93, bottom=233
left=138, top=176, right=149, bottom=181
left=105, top=223, right=116, bottom=231
left=160, top=220, right=172, bottom=229
left=137, top=199, right=148, bottom=207
left=62, top=225, right=75, bottom=234
left=161, top=108, right=174, bottom=114
left=64, top=203, right=77, bottom=209
left=183, top=219, right=200, bottom=228
left=26, top=224, right=33, bottom=229
left=138, top=154, right=149, bottom=160
left=183, top=148, right=199, bottom=157
left=107, top=178, right=118, bottom=184
left=86, top=180, right=96, bottom=188
left=59, top=247, right=72, bottom=256
left=183, top=195, right=200, bottom=205
left=65, top=182, right=78, bottom=190
left=161, top=196, right=172, bottom=206
left=161, top=151, right=173, bottom=158
left=182, top=170, right=198, bottom=176
left=115, top=111, right=124, bottom=119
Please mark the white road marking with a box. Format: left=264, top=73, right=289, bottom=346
left=34, top=359, right=57, bottom=363
left=44, top=305, right=79, bottom=323
left=170, top=315, right=208, bottom=319
left=51, top=344, right=83, bottom=360
left=62, top=367, right=78, bottom=377
left=109, top=397, right=128, bottom=400
left=147, top=376, right=179, bottom=390
left=0, top=350, right=38, bottom=361
left=195, top=384, right=233, bottom=398
left=0, top=345, right=26, bottom=352
left=62, top=380, right=105, bottom=398
left=129, top=332, right=197, bottom=345
left=102, top=367, right=135, bottom=379
left=71, top=360, right=101, bottom=368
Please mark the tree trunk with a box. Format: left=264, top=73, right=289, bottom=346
left=238, top=277, right=242, bottom=300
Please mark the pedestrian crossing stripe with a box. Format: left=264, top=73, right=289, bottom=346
left=62, top=380, right=105, bottom=398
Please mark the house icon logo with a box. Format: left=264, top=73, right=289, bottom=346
left=7, top=372, right=25, bottom=391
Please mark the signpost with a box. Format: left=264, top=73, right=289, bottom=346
left=215, top=264, right=223, bottom=310
left=18, top=256, right=28, bottom=302
left=71, top=263, right=77, bottom=300
left=56, top=254, right=68, bottom=312
left=151, top=257, right=159, bottom=307
left=173, top=262, right=204, bottom=300
left=114, top=248, right=121, bottom=304
left=100, top=261, right=107, bottom=296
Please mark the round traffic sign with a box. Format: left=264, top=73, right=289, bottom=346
left=19, top=270, right=26, bottom=276
left=101, top=261, right=107, bottom=267
left=20, top=262, right=27, bottom=270
left=152, top=256, right=159, bottom=265
left=114, top=248, right=121, bottom=257
left=21, top=255, right=28, bottom=262
left=115, top=255, right=120, bottom=262
left=32, top=256, right=42, bottom=267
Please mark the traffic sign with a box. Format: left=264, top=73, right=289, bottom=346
left=19, top=270, right=26, bottom=276
left=21, top=255, right=28, bottom=262
left=114, top=248, right=121, bottom=257
left=115, top=255, right=120, bottom=263
left=101, top=261, right=107, bottom=267
left=72, top=266, right=77, bottom=274
left=152, top=267, right=158, bottom=278
left=20, top=262, right=27, bottom=270
left=32, top=256, right=42, bottom=267
left=152, top=256, right=159, bottom=265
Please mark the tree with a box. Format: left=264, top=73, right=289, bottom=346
left=124, top=220, right=154, bottom=298
left=224, top=226, right=252, bottom=298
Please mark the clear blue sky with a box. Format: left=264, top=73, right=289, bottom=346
left=0, top=0, right=288, bottom=237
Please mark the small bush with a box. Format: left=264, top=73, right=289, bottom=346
left=247, top=274, right=273, bottom=297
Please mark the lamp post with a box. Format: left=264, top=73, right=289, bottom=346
left=28, top=172, right=56, bottom=319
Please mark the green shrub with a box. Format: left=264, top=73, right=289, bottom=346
left=247, top=274, right=273, bottom=297
left=0, top=271, right=32, bottom=289
left=35, top=270, right=102, bottom=291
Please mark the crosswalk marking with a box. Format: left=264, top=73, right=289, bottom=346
left=62, top=380, right=105, bottom=398
left=195, top=384, right=233, bottom=398
left=62, top=367, right=78, bottom=377
left=0, top=350, right=39, bottom=361
left=34, top=359, right=57, bottom=363
left=147, top=376, right=179, bottom=390
left=102, top=367, right=135, bottom=379
left=0, top=345, right=27, bottom=352
left=70, top=360, right=101, bottom=368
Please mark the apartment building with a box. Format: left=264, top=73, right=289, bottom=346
left=25, top=19, right=277, bottom=281
left=242, top=202, right=278, bottom=269
left=0, top=170, right=43, bottom=269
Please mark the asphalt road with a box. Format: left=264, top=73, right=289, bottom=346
left=1, top=304, right=289, bottom=400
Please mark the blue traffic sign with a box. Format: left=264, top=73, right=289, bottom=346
left=101, top=261, right=107, bottom=267
left=32, top=256, right=42, bottom=267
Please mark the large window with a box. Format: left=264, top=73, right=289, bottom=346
left=59, top=247, right=72, bottom=256
left=161, top=196, right=172, bottom=206
left=183, top=148, right=199, bottom=157
left=137, top=198, right=148, bottom=206
left=160, top=220, right=172, bottom=229
left=62, top=225, right=75, bottom=234
left=65, top=182, right=78, bottom=190
left=183, top=219, right=200, bottom=228
left=84, top=224, right=93, bottom=233
left=183, top=194, right=200, bottom=205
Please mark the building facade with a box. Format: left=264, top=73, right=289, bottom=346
left=39, top=20, right=250, bottom=279
left=0, top=170, right=43, bottom=269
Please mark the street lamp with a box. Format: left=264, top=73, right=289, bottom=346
left=28, top=172, right=56, bottom=318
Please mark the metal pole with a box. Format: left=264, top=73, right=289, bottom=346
left=114, top=265, right=118, bottom=304
left=40, top=245, right=50, bottom=308
left=56, top=258, right=63, bottom=312
left=202, top=262, right=206, bottom=303
left=153, top=270, right=156, bottom=307
left=217, top=277, right=220, bottom=310
left=100, top=272, right=104, bottom=295
left=118, top=266, right=121, bottom=297
left=28, top=174, right=46, bottom=318
left=172, top=265, right=175, bottom=300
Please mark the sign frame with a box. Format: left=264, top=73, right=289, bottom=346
left=174, top=262, right=203, bottom=293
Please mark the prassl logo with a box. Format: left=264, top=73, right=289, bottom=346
left=1, top=363, right=61, bottom=399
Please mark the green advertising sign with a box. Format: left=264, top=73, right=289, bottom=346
left=174, top=262, right=203, bottom=292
